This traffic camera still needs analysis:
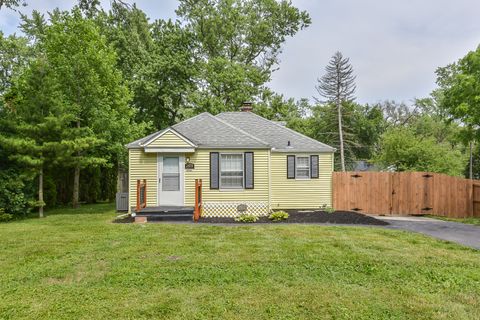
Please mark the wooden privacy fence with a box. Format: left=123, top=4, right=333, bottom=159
left=333, top=172, right=480, bottom=218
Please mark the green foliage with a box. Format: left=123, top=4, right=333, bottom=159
left=39, top=9, right=143, bottom=167
left=177, top=0, right=311, bottom=113
left=132, top=19, right=198, bottom=128
left=0, top=208, right=13, bottom=222
left=321, top=205, right=335, bottom=214
left=0, top=169, right=30, bottom=217
left=375, top=126, right=466, bottom=176
left=268, top=211, right=289, bottom=221
left=0, top=0, right=26, bottom=11
left=234, top=213, right=259, bottom=223
left=310, top=102, right=386, bottom=170
left=437, top=45, right=480, bottom=136
left=0, top=32, right=32, bottom=95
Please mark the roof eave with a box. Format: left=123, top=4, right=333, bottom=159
left=196, top=145, right=271, bottom=149
left=272, top=148, right=336, bottom=153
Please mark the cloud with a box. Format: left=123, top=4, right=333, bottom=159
left=1, top=0, right=479, bottom=105
left=269, top=0, right=480, bottom=104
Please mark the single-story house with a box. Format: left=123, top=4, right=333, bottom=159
left=126, top=103, right=335, bottom=217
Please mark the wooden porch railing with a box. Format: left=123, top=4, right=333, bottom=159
left=193, top=179, right=202, bottom=222
left=136, top=179, right=147, bottom=212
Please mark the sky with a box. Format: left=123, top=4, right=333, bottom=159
left=1, top=0, right=480, bottom=105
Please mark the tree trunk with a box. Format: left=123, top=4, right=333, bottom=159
left=73, top=165, right=80, bottom=208
left=337, top=100, right=346, bottom=172
left=72, top=120, right=81, bottom=208
left=39, top=167, right=44, bottom=218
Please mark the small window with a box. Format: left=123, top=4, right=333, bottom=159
left=296, top=156, right=310, bottom=179
left=220, top=153, right=244, bottom=188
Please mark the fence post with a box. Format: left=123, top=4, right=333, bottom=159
left=143, top=179, right=147, bottom=209
left=136, top=179, right=140, bottom=212
left=194, top=179, right=199, bottom=222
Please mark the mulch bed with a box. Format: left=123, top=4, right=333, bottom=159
left=199, top=210, right=389, bottom=226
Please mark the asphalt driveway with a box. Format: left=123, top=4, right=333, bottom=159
left=377, top=216, right=480, bottom=250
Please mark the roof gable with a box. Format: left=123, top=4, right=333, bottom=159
left=143, top=128, right=196, bottom=148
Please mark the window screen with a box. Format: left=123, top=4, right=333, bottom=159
left=296, top=156, right=310, bottom=179
left=220, top=154, right=243, bottom=188
left=210, top=152, right=219, bottom=189
left=244, top=152, right=254, bottom=189
left=287, top=155, right=295, bottom=179
left=310, top=155, right=319, bottom=178
left=162, top=157, right=180, bottom=191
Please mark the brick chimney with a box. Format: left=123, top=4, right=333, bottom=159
left=240, top=101, right=253, bottom=112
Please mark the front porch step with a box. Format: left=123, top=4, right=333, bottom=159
left=138, top=213, right=193, bottom=222
left=134, top=206, right=194, bottom=222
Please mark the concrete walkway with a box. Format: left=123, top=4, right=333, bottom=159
left=377, top=216, right=480, bottom=250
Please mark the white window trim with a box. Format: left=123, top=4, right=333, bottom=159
left=295, top=155, right=310, bottom=180
left=219, top=152, right=244, bottom=190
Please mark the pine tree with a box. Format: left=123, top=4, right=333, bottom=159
left=315, top=51, right=356, bottom=171
left=0, top=58, right=66, bottom=217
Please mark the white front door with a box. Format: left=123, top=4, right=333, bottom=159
left=158, top=155, right=184, bottom=206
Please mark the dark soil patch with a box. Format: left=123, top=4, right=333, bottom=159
left=199, top=210, right=389, bottom=226
left=112, top=215, right=134, bottom=223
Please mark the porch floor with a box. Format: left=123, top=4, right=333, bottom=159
left=134, top=206, right=194, bottom=214
left=140, top=206, right=193, bottom=212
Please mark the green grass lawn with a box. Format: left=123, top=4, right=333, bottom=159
left=428, top=215, right=480, bottom=226
left=1, top=204, right=479, bottom=320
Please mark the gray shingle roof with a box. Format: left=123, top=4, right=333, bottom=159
left=216, top=112, right=335, bottom=152
left=126, top=129, right=167, bottom=148
left=127, top=112, right=269, bottom=149
left=127, top=111, right=334, bottom=152
left=173, top=112, right=269, bottom=148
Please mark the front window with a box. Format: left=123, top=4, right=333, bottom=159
left=220, top=153, right=244, bottom=188
left=296, top=156, right=310, bottom=179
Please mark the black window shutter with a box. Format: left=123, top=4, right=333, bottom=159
left=244, top=152, right=254, bottom=189
left=210, top=152, right=219, bottom=189
left=310, top=155, right=319, bottom=178
left=287, top=155, right=295, bottom=179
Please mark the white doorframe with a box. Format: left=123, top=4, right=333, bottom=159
left=157, top=154, right=185, bottom=206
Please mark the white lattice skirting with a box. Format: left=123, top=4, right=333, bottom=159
left=202, top=201, right=269, bottom=217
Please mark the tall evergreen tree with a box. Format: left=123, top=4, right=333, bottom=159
left=30, top=8, right=143, bottom=207
left=0, top=58, right=66, bottom=217
left=315, top=51, right=356, bottom=171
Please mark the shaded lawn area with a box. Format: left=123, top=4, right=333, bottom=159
left=1, top=204, right=479, bottom=320
left=428, top=215, right=480, bottom=226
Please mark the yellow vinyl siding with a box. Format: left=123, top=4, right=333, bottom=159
left=148, top=131, right=192, bottom=147
left=184, top=149, right=270, bottom=206
left=128, top=149, right=157, bottom=211
left=270, top=152, right=333, bottom=209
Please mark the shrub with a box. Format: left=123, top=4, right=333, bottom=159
left=0, top=208, right=13, bottom=222
left=235, top=213, right=259, bottom=223
left=0, top=169, right=31, bottom=217
left=321, top=204, right=335, bottom=213
left=268, top=211, right=289, bottom=221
